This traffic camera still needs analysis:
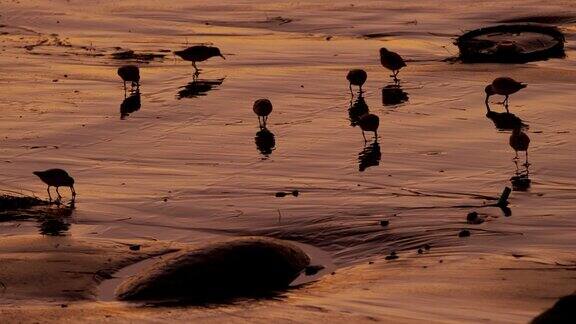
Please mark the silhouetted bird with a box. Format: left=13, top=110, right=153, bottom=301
left=117, top=65, right=140, bottom=92
left=174, top=45, right=225, bottom=75
left=380, top=48, right=406, bottom=80
left=120, top=90, right=141, bottom=119
left=358, top=113, right=379, bottom=142
left=253, top=98, right=273, bottom=128
left=485, top=77, right=527, bottom=112
left=509, top=127, right=530, bottom=164
left=33, top=169, right=76, bottom=201
left=346, top=69, right=367, bottom=93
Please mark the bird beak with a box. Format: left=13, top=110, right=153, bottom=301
left=220, top=54, right=226, bottom=60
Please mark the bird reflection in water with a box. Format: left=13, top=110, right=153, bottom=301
left=381, top=82, right=409, bottom=106
left=120, top=90, right=141, bottom=120
left=485, top=100, right=527, bottom=131
left=36, top=206, right=73, bottom=236
left=348, top=93, right=369, bottom=126
left=177, top=78, right=224, bottom=100
left=255, top=127, right=276, bottom=158
left=358, top=139, right=381, bottom=172
left=511, top=159, right=531, bottom=191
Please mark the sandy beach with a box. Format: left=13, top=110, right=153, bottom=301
left=1, top=0, right=576, bottom=322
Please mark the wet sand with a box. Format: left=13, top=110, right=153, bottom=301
left=1, top=0, right=576, bottom=322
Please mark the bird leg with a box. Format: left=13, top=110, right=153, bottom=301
left=56, top=187, right=63, bottom=200
left=349, top=84, right=354, bottom=97
left=513, top=151, right=519, bottom=160
left=362, top=131, right=367, bottom=142
left=524, top=151, right=530, bottom=167
left=504, top=96, right=510, bottom=113
left=192, top=62, right=200, bottom=78
left=374, top=130, right=379, bottom=143
left=71, top=185, right=76, bottom=200
left=47, top=186, right=52, bottom=202
left=123, top=81, right=127, bottom=95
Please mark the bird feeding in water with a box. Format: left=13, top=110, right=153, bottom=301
left=358, top=113, right=380, bottom=142
left=117, top=65, right=140, bottom=93
left=346, top=69, right=367, bottom=94
left=253, top=98, right=273, bottom=128
left=33, top=169, right=76, bottom=202
left=174, top=45, right=225, bottom=75
left=485, top=77, right=527, bottom=112
left=509, top=127, right=530, bottom=165
left=380, top=48, right=406, bottom=81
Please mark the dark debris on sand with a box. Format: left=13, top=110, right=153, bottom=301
left=111, top=50, right=166, bottom=62
left=0, top=194, right=49, bottom=214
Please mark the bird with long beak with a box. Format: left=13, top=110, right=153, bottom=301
left=358, top=113, right=380, bottom=142
left=33, top=169, right=76, bottom=202
left=346, top=69, right=367, bottom=94
left=174, top=45, right=225, bottom=75
left=485, top=77, right=527, bottom=112
left=380, top=48, right=406, bottom=81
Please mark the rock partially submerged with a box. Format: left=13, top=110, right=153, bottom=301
left=115, top=237, right=310, bottom=303
left=532, top=293, right=576, bottom=324
left=455, top=24, right=565, bottom=63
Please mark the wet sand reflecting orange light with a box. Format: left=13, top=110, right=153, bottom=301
left=1, top=0, right=576, bottom=322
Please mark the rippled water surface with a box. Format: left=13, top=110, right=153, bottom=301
left=1, top=0, right=576, bottom=269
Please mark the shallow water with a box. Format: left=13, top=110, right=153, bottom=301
left=1, top=0, right=576, bottom=309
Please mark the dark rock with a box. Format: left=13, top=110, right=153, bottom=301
left=291, top=190, right=299, bottom=197
left=385, top=251, right=398, bottom=260
left=458, top=230, right=471, bottom=238
left=466, top=211, right=484, bottom=224
left=275, top=192, right=287, bottom=198
left=379, top=220, right=389, bottom=227
left=129, top=245, right=141, bottom=251
left=532, top=294, right=576, bottom=324
left=116, top=237, right=310, bottom=303
left=304, top=265, right=325, bottom=276
left=455, top=24, right=565, bottom=63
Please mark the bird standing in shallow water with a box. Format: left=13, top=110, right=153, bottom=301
left=117, top=65, right=140, bottom=93
left=174, top=45, right=225, bottom=76
left=253, top=99, right=273, bottom=128
left=485, top=77, right=527, bottom=112
left=509, top=127, right=530, bottom=165
left=33, top=169, right=76, bottom=201
left=380, top=48, right=406, bottom=81
left=346, top=69, right=367, bottom=94
left=358, top=113, right=380, bottom=142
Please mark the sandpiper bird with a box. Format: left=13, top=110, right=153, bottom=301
left=509, top=127, right=530, bottom=164
left=380, top=48, right=406, bottom=81
left=117, top=65, right=140, bottom=92
left=253, top=98, right=273, bottom=128
left=485, top=77, right=527, bottom=112
left=33, top=168, right=76, bottom=201
left=358, top=113, right=379, bottom=142
left=174, top=45, right=225, bottom=75
left=346, top=69, right=367, bottom=93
